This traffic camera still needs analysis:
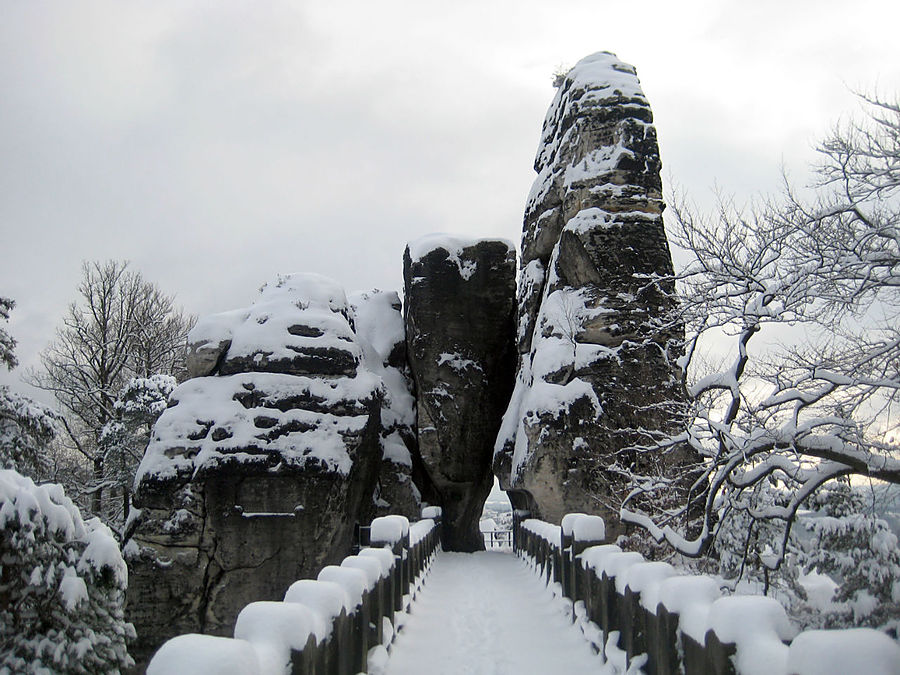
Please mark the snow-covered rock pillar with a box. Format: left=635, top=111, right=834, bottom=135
left=403, top=236, right=517, bottom=551
left=495, top=52, right=696, bottom=533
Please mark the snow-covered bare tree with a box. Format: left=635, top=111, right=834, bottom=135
left=620, top=95, right=900, bottom=624
left=28, top=261, right=193, bottom=522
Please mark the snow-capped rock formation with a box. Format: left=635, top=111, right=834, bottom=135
left=349, top=289, right=421, bottom=518
left=125, top=274, right=405, bottom=667
left=403, top=235, right=517, bottom=551
left=495, top=52, right=694, bottom=532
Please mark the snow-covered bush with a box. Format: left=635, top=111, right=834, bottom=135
left=710, top=480, right=900, bottom=633
left=0, top=386, right=58, bottom=478
left=0, top=296, right=59, bottom=479
left=0, top=297, right=16, bottom=372
left=99, top=374, right=176, bottom=532
left=799, top=485, right=900, bottom=632
left=0, top=469, right=134, bottom=673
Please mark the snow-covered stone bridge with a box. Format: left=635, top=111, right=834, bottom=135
left=147, top=514, right=900, bottom=675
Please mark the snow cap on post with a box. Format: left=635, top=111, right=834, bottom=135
left=147, top=634, right=261, bottom=675
left=283, top=579, right=349, bottom=634
left=707, top=596, right=796, bottom=675
left=657, top=575, right=721, bottom=642
left=410, top=519, right=435, bottom=545
left=787, top=628, right=900, bottom=675
left=578, top=544, right=623, bottom=573
left=341, top=555, right=383, bottom=588
left=523, top=518, right=560, bottom=544
left=561, top=513, right=606, bottom=543
left=561, top=512, right=589, bottom=537
left=605, top=552, right=645, bottom=593
left=370, top=514, right=410, bottom=544
left=317, top=565, right=368, bottom=609
left=620, top=561, right=677, bottom=611
left=233, top=601, right=322, bottom=671
left=358, top=547, right=395, bottom=578
left=421, top=505, right=442, bottom=520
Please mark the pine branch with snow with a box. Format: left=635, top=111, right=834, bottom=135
left=0, top=386, right=59, bottom=478
left=798, top=484, right=900, bottom=632
left=0, top=297, right=16, bottom=372
left=0, top=298, right=61, bottom=479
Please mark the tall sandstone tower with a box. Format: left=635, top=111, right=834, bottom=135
left=494, top=52, right=695, bottom=536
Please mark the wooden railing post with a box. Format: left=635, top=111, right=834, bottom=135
left=421, top=506, right=442, bottom=549
left=512, top=509, right=530, bottom=553
left=560, top=525, right=573, bottom=600
left=401, top=531, right=411, bottom=610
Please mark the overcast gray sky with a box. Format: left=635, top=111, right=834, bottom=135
left=2, top=0, right=899, bottom=402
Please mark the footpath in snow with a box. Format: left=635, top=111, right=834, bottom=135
left=379, top=551, right=608, bottom=675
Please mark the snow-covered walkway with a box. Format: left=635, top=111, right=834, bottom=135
left=381, top=551, right=607, bottom=675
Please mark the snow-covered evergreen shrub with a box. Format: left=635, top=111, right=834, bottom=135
left=0, top=469, right=134, bottom=673
left=0, top=298, right=16, bottom=372
left=0, top=296, right=58, bottom=479
left=800, top=485, right=900, bottom=632
left=99, top=374, right=176, bottom=532
left=113, top=375, right=175, bottom=427
left=0, top=387, right=58, bottom=478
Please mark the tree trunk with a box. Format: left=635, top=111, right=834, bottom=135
left=92, top=456, right=104, bottom=515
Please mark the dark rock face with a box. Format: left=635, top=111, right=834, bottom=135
left=495, top=53, right=696, bottom=535
left=125, top=274, right=385, bottom=668
left=403, top=236, right=517, bottom=551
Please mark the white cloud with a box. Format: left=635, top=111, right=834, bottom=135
left=1, top=0, right=898, bottom=401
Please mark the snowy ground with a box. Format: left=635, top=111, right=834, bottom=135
left=376, top=551, right=610, bottom=675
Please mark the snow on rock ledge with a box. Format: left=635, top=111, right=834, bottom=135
left=407, top=233, right=515, bottom=282
left=349, top=290, right=421, bottom=519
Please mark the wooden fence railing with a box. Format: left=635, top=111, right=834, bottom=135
left=513, top=512, right=900, bottom=675
left=147, top=510, right=442, bottom=675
